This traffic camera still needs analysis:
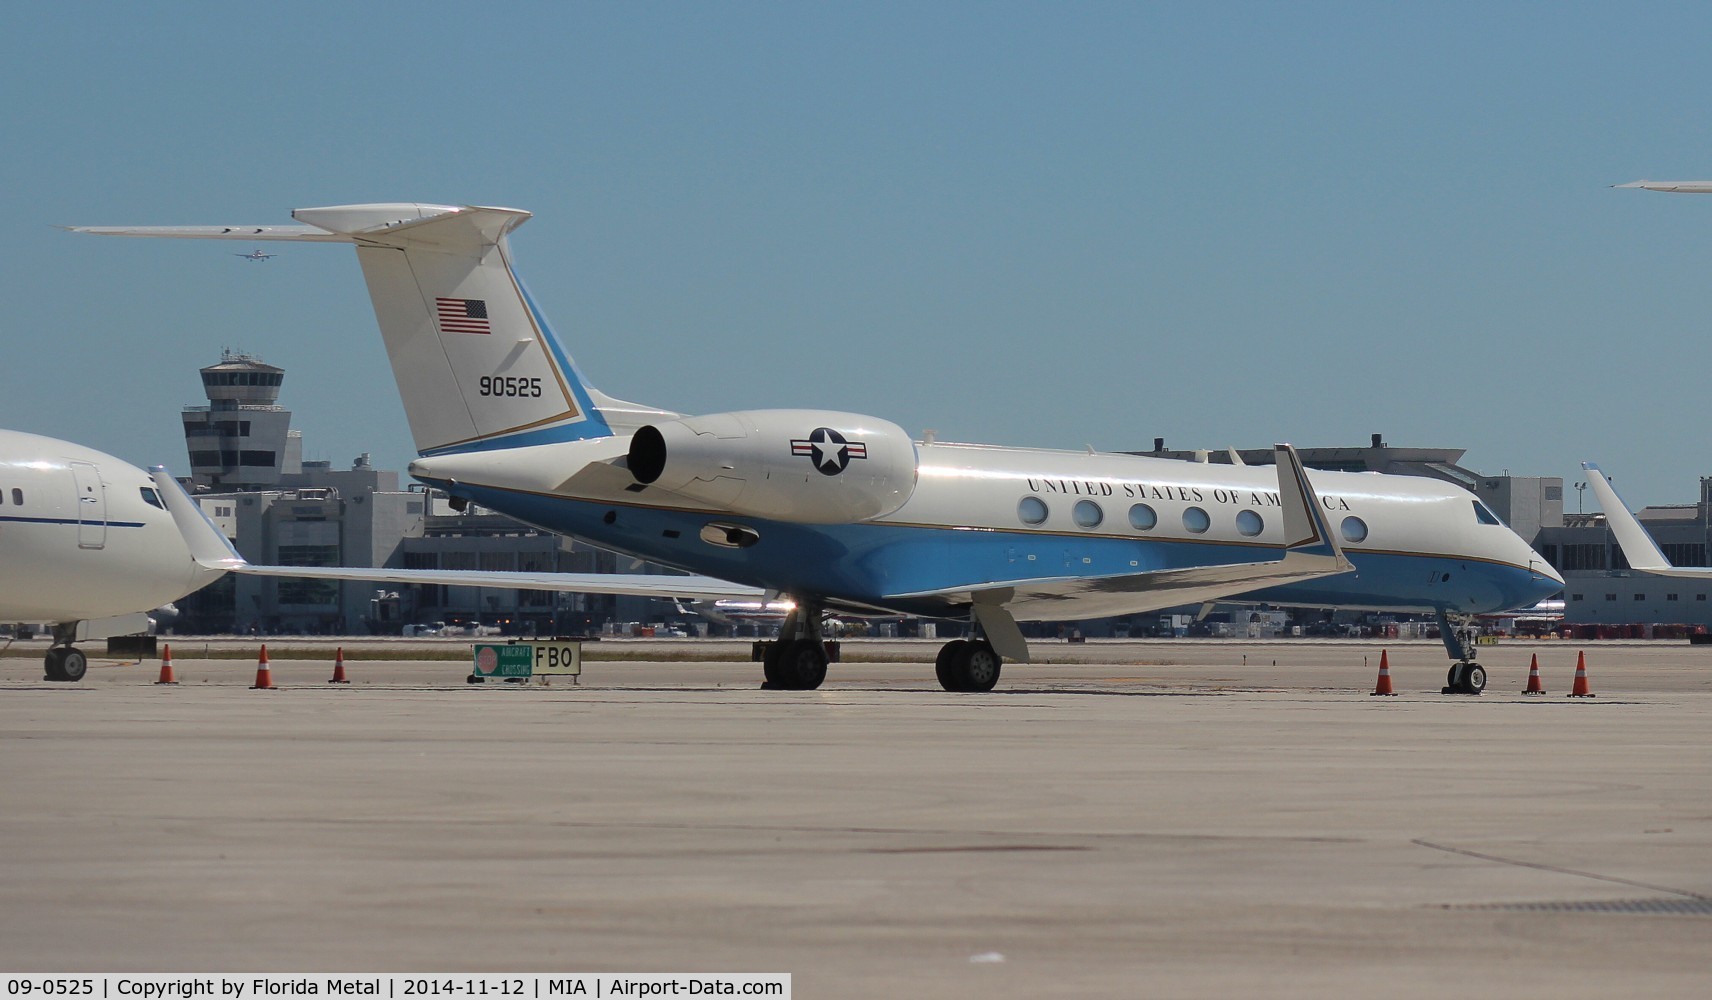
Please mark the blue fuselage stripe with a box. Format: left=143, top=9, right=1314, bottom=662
left=439, top=481, right=1554, bottom=618
left=0, top=515, right=145, bottom=528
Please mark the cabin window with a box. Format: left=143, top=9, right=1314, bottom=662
left=1072, top=499, right=1103, bottom=529
left=1236, top=510, right=1263, bottom=537
left=139, top=487, right=165, bottom=510
left=1183, top=506, right=1210, bottom=534
left=1341, top=516, right=1368, bottom=543
left=1472, top=501, right=1502, bottom=526
left=1128, top=504, right=1157, bottom=531
left=1018, top=497, right=1048, bottom=526
left=8, top=488, right=18, bottom=505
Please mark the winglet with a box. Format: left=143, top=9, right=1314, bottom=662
left=149, top=467, right=248, bottom=571
left=1580, top=462, right=1673, bottom=572
left=1275, top=444, right=1351, bottom=568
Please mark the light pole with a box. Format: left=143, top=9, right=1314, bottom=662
left=1574, top=481, right=1586, bottom=515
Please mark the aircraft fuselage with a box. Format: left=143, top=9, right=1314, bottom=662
left=411, top=437, right=1561, bottom=621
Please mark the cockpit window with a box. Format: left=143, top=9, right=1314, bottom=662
left=1472, top=501, right=1502, bottom=526
left=139, top=487, right=165, bottom=510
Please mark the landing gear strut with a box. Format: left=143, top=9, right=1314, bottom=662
left=1435, top=610, right=1485, bottom=695
left=761, top=602, right=829, bottom=690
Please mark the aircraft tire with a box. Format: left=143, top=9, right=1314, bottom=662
left=44, top=647, right=86, bottom=682
left=935, top=640, right=970, bottom=691
left=1463, top=662, right=1486, bottom=694
left=59, top=648, right=88, bottom=682
left=762, top=641, right=787, bottom=688
left=946, top=639, right=1002, bottom=693
left=43, top=647, right=66, bottom=682
left=778, top=641, right=828, bottom=690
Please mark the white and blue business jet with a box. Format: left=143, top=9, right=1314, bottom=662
left=72, top=204, right=1563, bottom=692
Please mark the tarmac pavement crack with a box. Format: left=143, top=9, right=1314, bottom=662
left=1411, top=839, right=1711, bottom=901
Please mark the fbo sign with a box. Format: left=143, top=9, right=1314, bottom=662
left=471, top=640, right=583, bottom=681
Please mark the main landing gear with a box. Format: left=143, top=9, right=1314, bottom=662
left=754, top=600, right=1008, bottom=693
left=1436, top=610, right=1486, bottom=695
left=42, top=625, right=89, bottom=683
left=933, top=637, right=1003, bottom=692
left=761, top=603, right=830, bottom=690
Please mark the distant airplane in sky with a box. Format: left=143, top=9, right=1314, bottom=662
left=233, top=249, right=275, bottom=262
left=71, top=203, right=1563, bottom=693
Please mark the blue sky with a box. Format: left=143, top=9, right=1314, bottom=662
left=5, top=2, right=1712, bottom=508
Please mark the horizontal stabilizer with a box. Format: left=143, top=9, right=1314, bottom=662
left=150, top=468, right=763, bottom=600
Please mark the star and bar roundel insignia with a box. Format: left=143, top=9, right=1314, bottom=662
left=790, top=427, right=868, bottom=476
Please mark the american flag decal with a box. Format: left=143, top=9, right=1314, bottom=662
left=436, top=297, right=491, bottom=334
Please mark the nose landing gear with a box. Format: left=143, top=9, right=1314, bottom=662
left=1436, top=610, right=1485, bottom=694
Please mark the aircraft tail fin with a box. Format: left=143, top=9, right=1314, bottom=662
left=74, top=204, right=668, bottom=456
left=1579, top=462, right=1701, bottom=575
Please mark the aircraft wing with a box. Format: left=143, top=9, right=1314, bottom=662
left=1580, top=462, right=1710, bottom=578
left=886, top=444, right=1354, bottom=621
left=148, top=468, right=765, bottom=601
left=1613, top=180, right=1712, bottom=194
left=68, top=224, right=347, bottom=241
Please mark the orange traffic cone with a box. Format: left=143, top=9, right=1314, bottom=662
left=1370, top=649, right=1396, bottom=696
left=328, top=646, right=349, bottom=684
left=1522, top=653, right=1545, bottom=695
left=155, top=643, right=178, bottom=685
left=251, top=644, right=276, bottom=690
left=1567, top=650, right=1594, bottom=698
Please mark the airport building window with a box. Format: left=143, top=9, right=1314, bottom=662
left=1340, top=516, right=1368, bottom=543
left=238, top=450, right=276, bottom=467
left=1663, top=543, right=1708, bottom=567
left=1018, top=497, right=1048, bottom=526
left=1236, top=510, right=1263, bottom=537
left=1570, top=594, right=1582, bottom=602
left=1605, top=594, right=1616, bottom=601
left=1668, top=594, right=1679, bottom=602
left=1635, top=593, right=1646, bottom=601
left=1128, top=503, right=1157, bottom=531
left=1700, top=594, right=1708, bottom=602
left=1073, top=499, right=1103, bottom=529
left=1559, top=544, right=1607, bottom=571
left=1183, top=506, right=1210, bottom=534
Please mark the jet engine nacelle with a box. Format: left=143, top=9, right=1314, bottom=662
left=628, top=410, right=918, bottom=523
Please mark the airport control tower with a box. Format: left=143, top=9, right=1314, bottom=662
left=181, top=350, right=301, bottom=490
